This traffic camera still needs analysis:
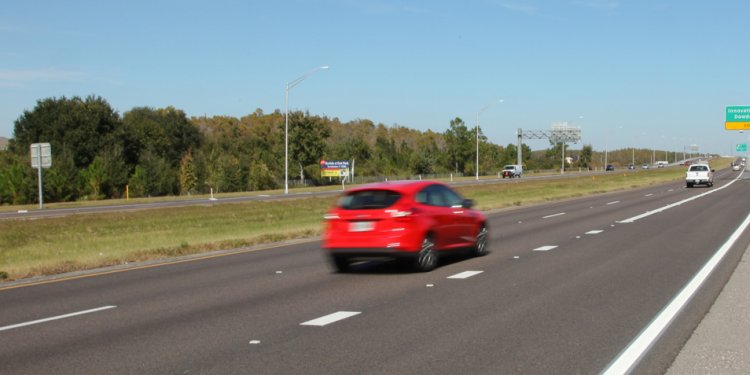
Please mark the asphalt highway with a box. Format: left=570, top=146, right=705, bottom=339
left=1, top=167, right=748, bottom=374
left=0, top=168, right=622, bottom=220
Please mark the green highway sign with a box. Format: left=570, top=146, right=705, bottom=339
left=737, top=143, right=747, bottom=152
left=726, top=106, right=750, bottom=130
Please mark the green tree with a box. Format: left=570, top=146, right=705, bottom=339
left=179, top=150, right=197, bottom=195
left=128, top=166, right=147, bottom=198
left=44, top=150, right=80, bottom=202
left=410, top=148, right=434, bottom=175
left=121, top=106, right=203, bottom=169
left=248, top=161, right=277, bottom=191
left=287, top=111, right=331, bottom=183
left=503, top=144, right=517, bottom=166
left=202, top=146, right=224, bottom=193
left=373, top=135, right=398, bottom=176
left=100, top=145, right=129, bottom=198
left=0, top=154, right=35, bottom=204
left=579, top=144, right=593, bottom=169
left=82, top=156, right=107, bottom=199
left=220, top=155, right=243, bottom=192
left=444, top=117, right=473, bottom=174
left=10, top=95, right=121, bottom=169
left=479, top=142, right=502, bottom=175
left=129, top=150, right=176, bottom=196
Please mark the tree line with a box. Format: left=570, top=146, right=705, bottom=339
left=0, top=95, right=671, bottom=205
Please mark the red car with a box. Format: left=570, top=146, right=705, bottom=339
left=323, top=180, right=488, bottom=272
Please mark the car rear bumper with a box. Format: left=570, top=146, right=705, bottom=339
left=325, top=247, right=419, bottom=259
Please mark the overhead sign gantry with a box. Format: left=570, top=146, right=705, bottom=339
left=517, top=123, right=582, bottom=173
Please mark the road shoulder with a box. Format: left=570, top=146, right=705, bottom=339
left=667, top=242, right=750, bottom=374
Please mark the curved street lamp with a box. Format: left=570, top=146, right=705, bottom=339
left=476, top=99, right=503, bottom=180
left=285, top=65, right=329, bottom=194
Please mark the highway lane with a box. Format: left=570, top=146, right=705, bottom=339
left=0, top=168, right=632, bottom=220
left=0, top=167, right=748, bottom=374
left=0, top=190, right=339, bottom=220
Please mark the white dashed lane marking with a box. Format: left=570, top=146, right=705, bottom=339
left=607, top=201, right=620, bottom=205
left=301, top=311, right=361, bottom=326
left=0, top=305, right=117, bottom=332
left=447, top=271, right=484, bottom=279
left=542, top=212, right=566, bottom=219
left=586, top=230, right=604, bottom=235
left=534, top=246, right=558, bottom=251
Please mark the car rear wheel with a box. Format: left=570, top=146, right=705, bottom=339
left=330, top=255, right=351, bottom=273
left=472, top=224, right=489, bottom=257
left=415, top=236, right=437, bottom=272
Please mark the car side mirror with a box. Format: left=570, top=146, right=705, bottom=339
left=462, top=199, right=475, bottom=209
left=711, top=169, right=716, bottom=173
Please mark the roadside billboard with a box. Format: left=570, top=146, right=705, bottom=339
left=320, top=160, right=350, bottom=177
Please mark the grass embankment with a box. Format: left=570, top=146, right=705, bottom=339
left=0, top=162, right=723, bottom=282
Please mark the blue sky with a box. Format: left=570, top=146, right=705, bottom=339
left=2, top=0, right=749, bottom=155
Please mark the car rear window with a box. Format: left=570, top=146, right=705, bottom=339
left=338, top=190, right=402, bottom=210
left=689, top=165, right=708, bottom=171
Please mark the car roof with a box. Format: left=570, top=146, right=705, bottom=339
left=346, top=180, right=446, bottom=195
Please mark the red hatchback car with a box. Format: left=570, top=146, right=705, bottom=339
left=323, top=180, right=488, bottom=272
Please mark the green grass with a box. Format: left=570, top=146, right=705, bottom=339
left=0, top=198, right=333, bottom=280
left=0, top=160, right=728, bottom=281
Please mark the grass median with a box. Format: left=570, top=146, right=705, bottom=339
left=0, top=164, right=716, bottom=282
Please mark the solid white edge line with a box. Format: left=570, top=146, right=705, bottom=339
left=618, top=173, right=741, bottom=224
left=301, top=311, right=361, bottom=326
left=601, top=212, right=750, bottom=375
left=447, top=271, right=484, bottom=279
left=0, top=305, right=117, bottom=332
left=543, top=212, right=566, bottom=219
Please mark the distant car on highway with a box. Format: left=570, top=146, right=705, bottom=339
left=502, top=164, right=522, bottom=178
left=732, top=164, right=741, bottom=171
left=686, top=164, right=714, bottom=188
left=641, top=164, right=649, bottom=169
left=323, top=181, right=488, bottom=272
left=605, top=164, right=615, bottom=171
left=628, top=164, right=635, bottom=170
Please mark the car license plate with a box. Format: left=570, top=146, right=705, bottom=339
left=349, top=221, right=374, bottom=232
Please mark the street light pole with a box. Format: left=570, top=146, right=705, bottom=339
left=476, top=99, right=503, bottom=180
left=284, top=65, right=329, bottom=194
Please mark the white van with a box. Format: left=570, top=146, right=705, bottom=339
left=502, top=165, right=522, bottom=178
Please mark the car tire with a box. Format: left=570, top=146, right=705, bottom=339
left=472, top=224, right=489, bottom=257
left=330, top=255, right=351, bottom=273
left=414, top=235, right=437, bottom=272
left=686, top=183, right=693, bottom=188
